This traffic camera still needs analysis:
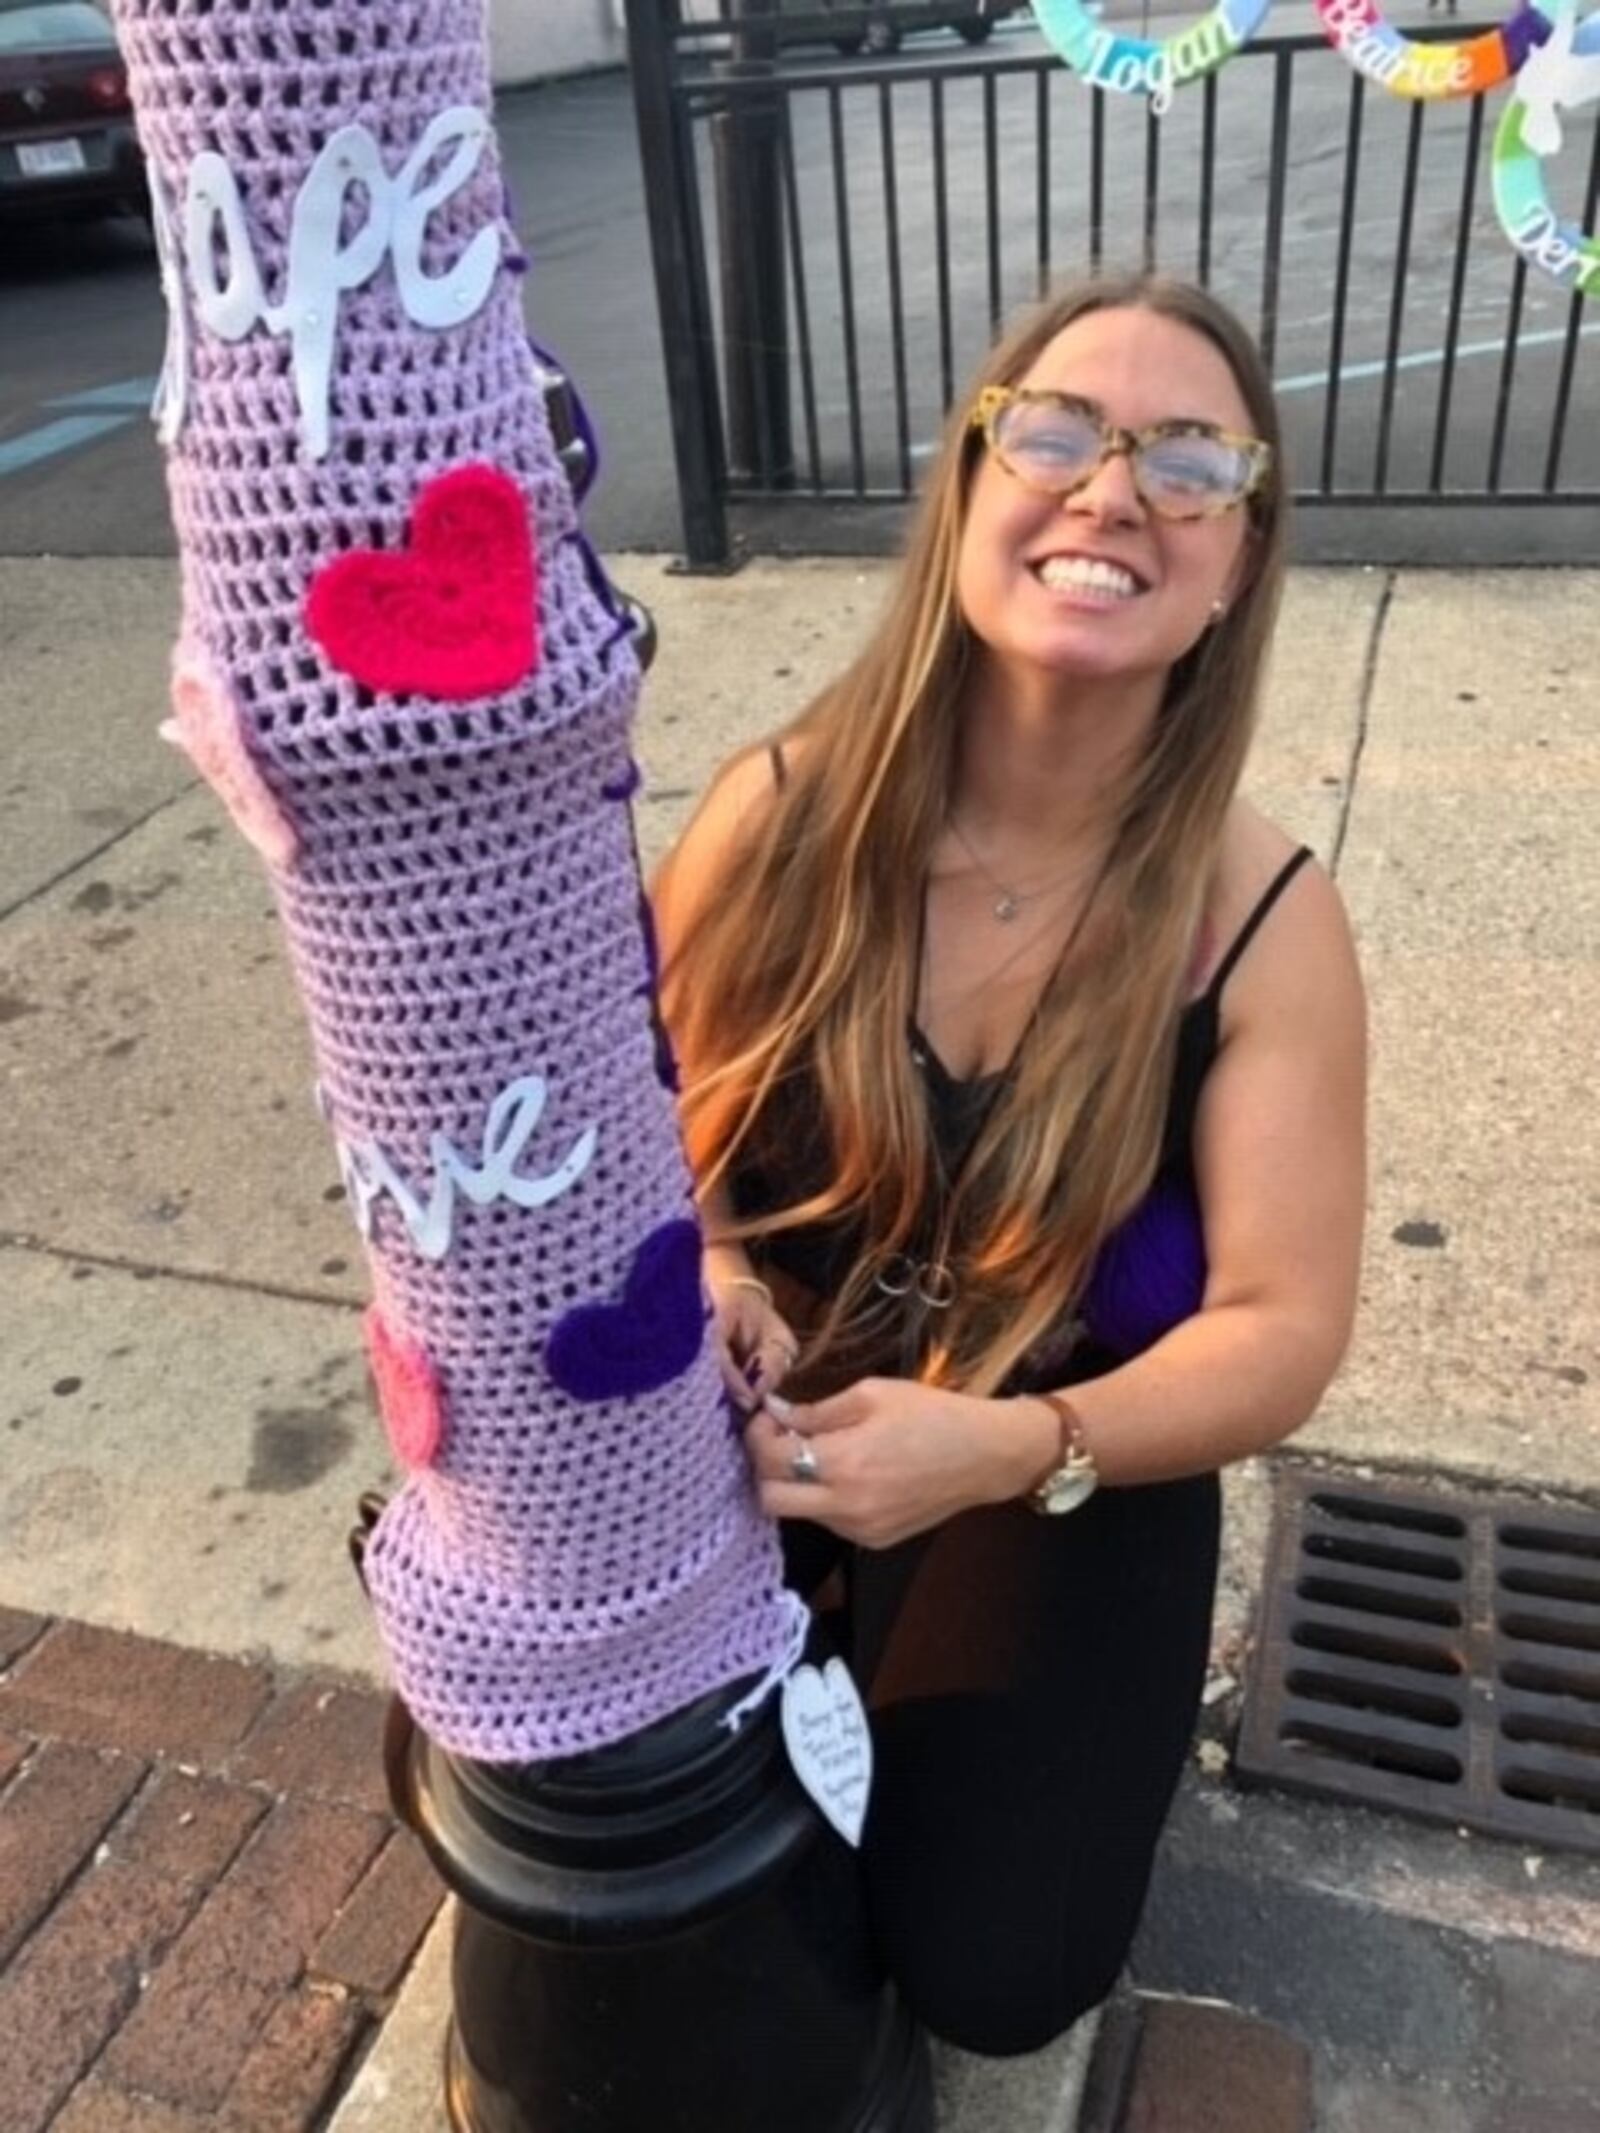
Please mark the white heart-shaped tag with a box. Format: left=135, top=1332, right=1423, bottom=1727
left=780, top=1657, right=873, bottom=1849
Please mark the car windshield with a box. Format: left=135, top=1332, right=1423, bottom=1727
left=0, top=1, right=115, bottom=51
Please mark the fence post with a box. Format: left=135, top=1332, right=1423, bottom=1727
left=623, top=0, right=732, bottom=568
left=712, top=0, right=795, bottom=488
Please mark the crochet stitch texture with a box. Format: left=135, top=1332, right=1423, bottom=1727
left=111, top=0, right=801, bottom=1760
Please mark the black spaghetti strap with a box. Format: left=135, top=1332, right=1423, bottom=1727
left=768, top=741, right=788, bottom=789
left=1207, top=846, right=1314, bottom=996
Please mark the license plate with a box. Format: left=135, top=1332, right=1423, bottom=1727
left=17, top=138, right=86, bottom=177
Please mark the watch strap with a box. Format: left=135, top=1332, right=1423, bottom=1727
left=1025, top=1390, right=1098, bottom=1514
left=1034, top=1390, right=1090, bottom=1473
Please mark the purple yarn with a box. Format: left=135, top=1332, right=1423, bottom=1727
left=638, top=892, right=663, bottom=992
left=636, top=893, right=679, bottom=1093
left=111, top=0, right=803, bottom=1761
left=569, top=527, right=628, bottom=620
left=1503, top=1, right=1553, bottom=70
left=1081, top=1174, right=1208, bottom=1358
left=498, top=177, right=530, bottom=274
left=547, top=1219, right=707, bottom=1401
left=563, top=530, right=634, bottom=660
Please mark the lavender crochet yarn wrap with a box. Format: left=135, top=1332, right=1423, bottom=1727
left=111, top=0, right=807, bottom=1761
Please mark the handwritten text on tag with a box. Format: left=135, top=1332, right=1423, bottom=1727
left=781, top=1658, right=872, bottom=1850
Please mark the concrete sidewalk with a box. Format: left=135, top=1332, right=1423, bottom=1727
left=1, top=556, right=1596, bottom=2128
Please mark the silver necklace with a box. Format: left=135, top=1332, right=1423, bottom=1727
left=885, top=851, right=1110, bottom=1349
left=946, top=813, right=1084, bottom=924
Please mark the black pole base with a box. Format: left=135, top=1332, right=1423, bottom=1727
left=442, top=1982, right=933, bottom=2133
left=391, top=1674, right=936, bottom=2133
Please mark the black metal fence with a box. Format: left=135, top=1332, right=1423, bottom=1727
left=624, top=0, right=1600, bottom=565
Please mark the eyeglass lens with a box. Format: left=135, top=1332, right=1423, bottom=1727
left=992, top=399, right=1254, bottom=515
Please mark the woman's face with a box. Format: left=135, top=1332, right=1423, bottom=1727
left=954, top=306, right=1261, bottom=693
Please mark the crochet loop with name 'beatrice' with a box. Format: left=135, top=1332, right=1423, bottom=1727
left=110, top=0, right=806, bottom=1761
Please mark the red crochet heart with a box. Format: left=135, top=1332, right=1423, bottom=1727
left=305, top=464, right=538, bottom=702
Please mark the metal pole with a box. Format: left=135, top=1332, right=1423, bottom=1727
left=385, top=1688, right=935, bottom=2133
left=712, top=0, right=795, bottom=488
left=623, top=0, right=733, bottom=566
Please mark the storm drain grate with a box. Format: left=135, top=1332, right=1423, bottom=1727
left=1236, top=1469, right=1600, bottom=1855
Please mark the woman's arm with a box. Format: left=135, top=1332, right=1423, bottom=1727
left=651, top=743, right=803, bottom=1398
left=649, top=740, right=784, bottom=1275
left=751, top=858, right=1367, bottom=1539
left=1049, top=855, right=1367, bottom=1487
left=649, top=742, right=783, bottom=1014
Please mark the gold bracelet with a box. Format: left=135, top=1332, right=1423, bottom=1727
left=724, top=1274, right=774, bottom=1309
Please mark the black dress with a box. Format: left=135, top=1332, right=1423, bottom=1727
left=729, top=842, right=1312, bottom=2055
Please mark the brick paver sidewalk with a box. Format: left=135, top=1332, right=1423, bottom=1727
left=1081, top=1996, right=1312, bottom=2133
left=0, top=1608, right=445, bottom=2133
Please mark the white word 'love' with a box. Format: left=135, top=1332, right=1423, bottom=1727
left=150, top=105, right=503, bottom=460
left=329, top=1073, right=596, bottom=1263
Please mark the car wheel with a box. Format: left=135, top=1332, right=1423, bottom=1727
left=956, top=15, right=995, bottom=39
left=816, top=0, right=866, bottom=54
left=863, top=13, right=902, bottom=53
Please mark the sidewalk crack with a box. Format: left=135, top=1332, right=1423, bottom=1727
left=1330, top=568, right=1395, bottom=880
left=0, top=1233, right=362, bottom=1316
left=0, top=781, right=203, bottom=928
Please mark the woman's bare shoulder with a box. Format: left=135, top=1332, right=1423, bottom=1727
left=1216, top=797, right=1303, bottom=899
left=649, top=731, right=805, bottom=950
left=1203, top=801, right=1311, bottom=952
left=1206, top=799, right=1361, bottom=1024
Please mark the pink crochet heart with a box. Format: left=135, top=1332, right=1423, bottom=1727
left=364, top=1304, right=446, bottom=1471
left=305, top=464, right=538, bottom=701
left=160, top=644, right=300, bottom=870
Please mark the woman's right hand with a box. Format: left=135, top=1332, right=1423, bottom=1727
left=708, top=1268, right=801, bottom=1415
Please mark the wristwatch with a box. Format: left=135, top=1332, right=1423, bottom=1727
left=1026, top=1391, right=1100, bottom=1517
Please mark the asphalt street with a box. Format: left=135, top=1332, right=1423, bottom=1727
left=1, top=6, right=1595, bottom=559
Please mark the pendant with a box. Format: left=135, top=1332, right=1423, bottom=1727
left=994, top=892, right=1020, bottom=922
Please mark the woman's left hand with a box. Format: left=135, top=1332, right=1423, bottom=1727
left=745, top=1377, right=1052, bottom=1548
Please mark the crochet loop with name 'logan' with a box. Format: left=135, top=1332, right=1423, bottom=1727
left=111, top=0, right=805, bottom=1761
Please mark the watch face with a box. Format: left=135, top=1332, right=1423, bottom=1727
left=1040, top=1466, right=1098, bottom=1515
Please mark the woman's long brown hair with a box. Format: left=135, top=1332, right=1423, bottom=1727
left=661, top=273, right=1289, bottom=1397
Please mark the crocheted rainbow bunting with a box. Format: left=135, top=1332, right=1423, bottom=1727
left=111, top=0, right=806, bottom=1761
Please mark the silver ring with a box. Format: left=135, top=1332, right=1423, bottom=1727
left=769, top=1335, right=800, bottom=1364
left=873, top=1252, right=917, bottom=1299
left=788, top=1438, right=822, bottom=1485
left=916, top=1261, right=958, bottom=1311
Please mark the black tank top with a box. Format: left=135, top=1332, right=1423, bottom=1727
left=727, top=747, right=1312, bottom=1391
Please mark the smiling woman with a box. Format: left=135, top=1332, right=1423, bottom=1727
left=654, top=272, right=1367, bottom=2055
left=954, top=311, right=1272, bottom=697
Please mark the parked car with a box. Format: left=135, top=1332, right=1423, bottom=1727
left=0, top=0, right=144, bottom=224
left=786, top=0, right=1026, bottom=58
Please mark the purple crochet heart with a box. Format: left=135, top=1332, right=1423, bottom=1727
left=546, top=1217, right=706, bottom=1402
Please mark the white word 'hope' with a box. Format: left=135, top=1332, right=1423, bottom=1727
left=151, top=106, right=502, bottom=460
